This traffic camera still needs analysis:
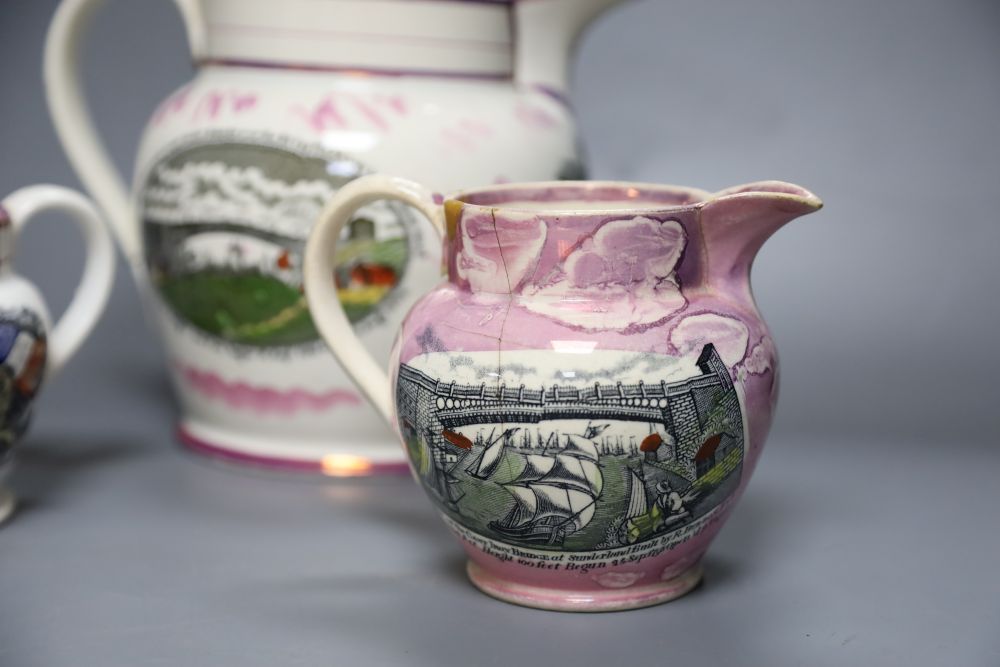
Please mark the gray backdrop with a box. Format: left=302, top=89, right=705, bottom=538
left=1, top=1, right=998, bottom=665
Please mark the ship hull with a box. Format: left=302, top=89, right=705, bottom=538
left=488, top=519, right=565, bottom=546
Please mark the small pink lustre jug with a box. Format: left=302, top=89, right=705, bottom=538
left=303, top=176, right=821, bottom=611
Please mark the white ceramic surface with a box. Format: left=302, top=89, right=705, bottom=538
left=44, top=0, right=624, bottom=472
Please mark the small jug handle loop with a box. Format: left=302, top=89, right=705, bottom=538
left=303, top=175, right=445, bottom=425
left=2, top=185, right=115, bottom=379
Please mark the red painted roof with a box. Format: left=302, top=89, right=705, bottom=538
left=694, top=433, right=724, bottom=462
left=442, top=429, right=473, bottom=450
left=640, top=432, right=663, bottom=452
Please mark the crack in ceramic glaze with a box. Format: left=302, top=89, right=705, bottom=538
left=436, top=304, right=509, bottom=400
left=490, top=208, right=514, bottom=296
left=490, top=207, right=518, bottom=443
left=498, top=216, right=547, bottom=293
left=440, top=320, right=502, bottom=343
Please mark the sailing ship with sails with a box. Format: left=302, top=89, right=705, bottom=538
left=483, top=425, right=606, bottom=547
left=466, top=427, right=522, bottom=479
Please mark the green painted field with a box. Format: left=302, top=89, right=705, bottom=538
left=158, top=268, right=397, bottom=346
left=335, top=236, right=407, bottom=271
left=157, top=271, right=316, bottom=347
left=156, top=236, right=408, bottom=347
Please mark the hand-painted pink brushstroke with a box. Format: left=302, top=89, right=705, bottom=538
left=179, top=365, right=363, bottom=413
left=150, top=85, right=192, bottom=126
left=292, top=92, right=408, bottom=133
left=231, top=93, right=259, bottom=113
left=154, top=88, right=258, bottom=124
left=293, top=96, right=350, bottom=132
left=514, top=101, right=558, bottom=130
left=373, top=94, right=409, bottom=116
left=194, top=93, right=224, bottom=121
left=347, top=93, right=390, bottom=130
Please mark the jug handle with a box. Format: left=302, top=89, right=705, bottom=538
left=1, top=186, right=115, bottom=379
left=303, top=176, right=446, bottom=425
left=43, top=0, right=205, bottom=273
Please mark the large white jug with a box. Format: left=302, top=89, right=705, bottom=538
left=45, top=0, right=625, bottom=474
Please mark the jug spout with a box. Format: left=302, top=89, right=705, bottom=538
left=514, top=0, right=628, bottom=94
left=699, top=181, right=822, bottom=288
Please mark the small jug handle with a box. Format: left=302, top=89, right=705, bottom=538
left=1, top=186, right=115, bottom=379
left=43, top=0, right=205, bottom=273
left=303, top=176, right=446, bottom=425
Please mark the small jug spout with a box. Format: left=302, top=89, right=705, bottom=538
left=514, top=0, right=628, bottom=94
left=699, top=182, right=823, bottom=288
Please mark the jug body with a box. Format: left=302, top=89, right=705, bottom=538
left=47, top=0, right=595, bottom=472
left=303, top=178, right=821, bottom=610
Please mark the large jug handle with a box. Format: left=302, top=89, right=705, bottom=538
left=43, top=0, right=206, bottom=273
left=303, top=176, right=446, bottom=425
left=1, top=185, right=115, bottom=379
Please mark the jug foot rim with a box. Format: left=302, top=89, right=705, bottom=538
left=178, top=424, right=411, bottom=477
left=466, top=560, right=703, bottom=612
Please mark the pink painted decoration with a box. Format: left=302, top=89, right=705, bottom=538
left=179, top=364, right=363, bottom=414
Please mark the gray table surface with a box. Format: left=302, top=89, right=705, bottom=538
left=2, top=0, right=1000, bottom=664
left=1, top=351, right=997, bottom=666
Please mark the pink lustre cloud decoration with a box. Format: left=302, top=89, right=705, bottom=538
left=522, top=216, right=688, bottom=330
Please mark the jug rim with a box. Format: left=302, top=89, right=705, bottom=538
left=448, top=180, right=711, bottom=216
left=447, top=180, right=822, bottom=217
